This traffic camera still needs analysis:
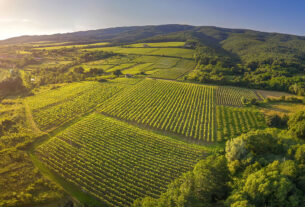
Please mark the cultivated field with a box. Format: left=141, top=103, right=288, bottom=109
left=36, top=113, right=205, bottom=207
left=26, top=81, right=125, bottom=131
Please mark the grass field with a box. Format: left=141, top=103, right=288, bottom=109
left=26, top=81, right=124, bottom=131
left=34, top=42, right=108, bottom=50
left=122, top=63, right=153, bottom=74
left=35, top=113, right=205, bottom=207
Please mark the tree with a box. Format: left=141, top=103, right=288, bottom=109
left=113, top=70, right=122, bottom=77
left=74, top=67, right=84, bottom=74
left=266, top=114, right=287, bottom=128
left=288, top=110, right=305, bottom=140
left=134, top=155, right=230, bottom=207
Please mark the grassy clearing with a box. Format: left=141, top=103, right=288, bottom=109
left=33, top=42, right=108, bottom=50
left=260, top=102, right=305, bottom=117
left=122, top=63, right=153, bottom=74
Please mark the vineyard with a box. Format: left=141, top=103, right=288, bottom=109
left=100, top=79, right=216, bottom=141
left=149, top=59, right=196, bottom=79
left=26, top=81, right=124, bottom=131
left=216, top=86, right=261, bottom=106
left=35, top=113, right=205, bottom=207
left=216, top=105, right=266, bottom=140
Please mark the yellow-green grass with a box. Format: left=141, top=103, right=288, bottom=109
left=34, top=42, right=109, bottom=50
left=122, top=63, right=153, bottom=74
left=70, top=63, right=113, bottom=72
left=109, top=77, right=143, bottom=85
left=260, top=102, right=305, bottom=117
left=106, top=63, right=137, bottom=72
left=256, top=89, right=294, bottom=99
left=25, top=61, right=73, bottom=70
left=0, top=69, right=9, bottom=81
left=125, top=42, right=186, bottom=48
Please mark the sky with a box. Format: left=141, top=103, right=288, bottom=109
left=0, top=0, right=305, bottom=40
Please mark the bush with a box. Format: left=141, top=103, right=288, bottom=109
left=266, top=114, right=288, bottom=128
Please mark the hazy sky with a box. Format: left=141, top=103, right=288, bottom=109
left=0, top=0, right=305, bottom=40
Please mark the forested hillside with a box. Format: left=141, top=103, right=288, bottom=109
left=2, top=24, right=305, bottom=94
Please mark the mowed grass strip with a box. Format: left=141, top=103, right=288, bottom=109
left=36, top=113, right=205, bottom=207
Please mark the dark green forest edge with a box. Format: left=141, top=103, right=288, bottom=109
left=0, top=24, right=305, bottom=207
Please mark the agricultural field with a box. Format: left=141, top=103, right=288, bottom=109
left=35, top=113, right=205, bottom=207
left=216, top=105, right=266, bottom=140
left=149, top=59, right=196, bottom=79
left=125, top=42, right=186, bottom=48
left=216, top=86, right=261, bottom=106
left=33, top=42, right=108, bottom=50
left=100, top=79, right=267, bottom=142
left=109, top=77, right=143, bottom=85
left=122, top=63, right=153, bottom=74
left=260, top=102, right=305, bottom=117
left=83, top=47, right=194, bottom=59
left=26, top=81, right=125, bottom=131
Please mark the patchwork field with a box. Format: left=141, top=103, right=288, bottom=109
left=83, top=47, right=194, bottom=59
left=99, top=79, right=266, bottom=141
left=125, top=42, right=186, bottom=48
left=35, top=113, right=205, bottom=207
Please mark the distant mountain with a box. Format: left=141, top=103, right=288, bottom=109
left=2, top=24, right=305, bottom=94
left=2, top=24, right=304, bottom=66
left=0, top=24, right=194, bottom=44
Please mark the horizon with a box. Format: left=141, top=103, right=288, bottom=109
left=2, top=23, right=305, bottom=41
left=1, top=0, right=305, bottom=40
